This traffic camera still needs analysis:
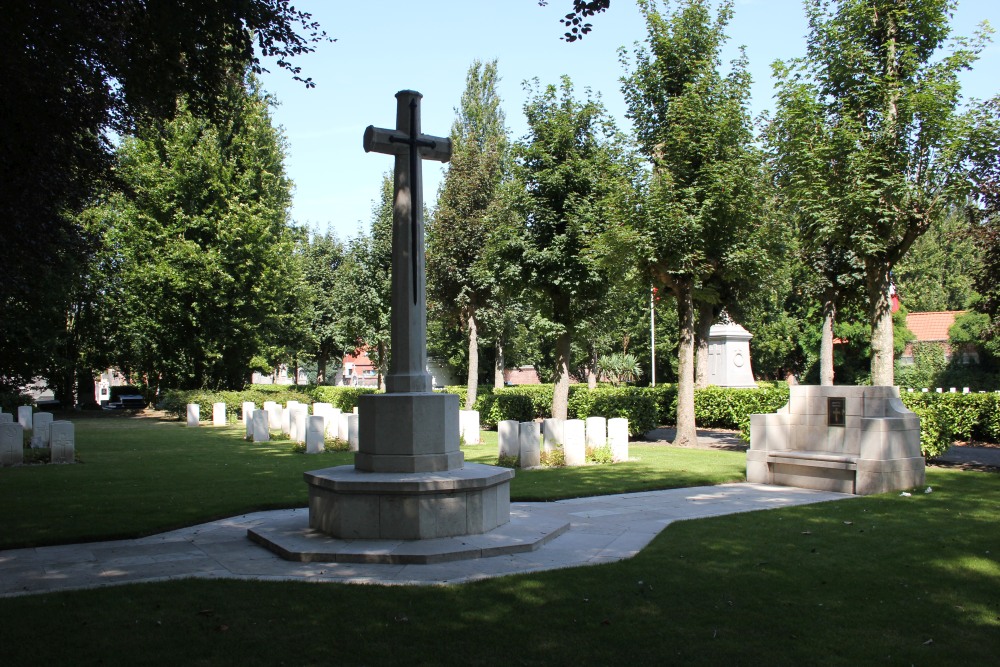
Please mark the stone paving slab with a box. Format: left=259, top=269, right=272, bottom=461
left=0, top=483, right=850, bottom=598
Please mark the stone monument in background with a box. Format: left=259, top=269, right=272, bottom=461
left=706, top=320, right=757, bottom=388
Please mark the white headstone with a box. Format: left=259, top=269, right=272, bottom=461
left=347, top=413, right=360, bottom=451
left=264, top=402, right=281, bottom=430
left=306, top=415, right=325, bottom=454
left=563, top=419, right=586, bottom=466
left=324, top=407, right=342, bottom=438
left=242, top=401, right=256, bottom=423
left=17, top=406, right=32, bottom=430
left=313, top=402, right=333, bottom=424
left=337, top=413, right=350, bottom=443
left=186, top=403, right=200, bottom=427
left=608, top=418, right=629, bottom=462
left=585, top=416, right=607, bottom=449
left=33, top=412, right=54, bottom=446
left=963, top=387, right=970, bottom=394
left=292, top=407, right=307, bottom=443
left=922, top=388, right=929, bottom=393
left=252, top=410, right=270, bottom=442
left=281, top=407, right=292, bottom=435
left=0, top=413, right=12, bottom=423
left=245, top=406, right=255, bottom=439
left=213, top=402, right=227, bottom=426
left=49, top=421, right=75, bottom=464
left=460, top=410, right=480, bottom=444
left=542, top=418, right=564, bottom=454
left=949, top=387, right=957, bottom=393
left=0, top=423, right=23, bottom=466
left=498, top=420, right=519, bottom=459
left=519, top=421, right=541, bottom=468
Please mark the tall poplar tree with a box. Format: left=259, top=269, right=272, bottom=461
left=619, top=0, right=766, bottom=445
left=513, top=77, right=634, bottom=420
left=427, top=60, right=510, bottom=409
left=769, top=0, right=987, bottom=385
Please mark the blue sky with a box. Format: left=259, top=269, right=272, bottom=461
left=258, top=1, right=1000, bottom=241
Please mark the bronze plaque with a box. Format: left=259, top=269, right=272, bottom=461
left=828, top=397, right=846, bottom=426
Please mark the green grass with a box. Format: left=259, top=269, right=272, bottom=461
left=0, top=468, right=996, bottom=666
left=0, top=415, right=352, bottom=549
left=0, top=416, right=745, bottom=549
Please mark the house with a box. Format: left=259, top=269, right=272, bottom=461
left=900, top=311, right=978, bottom=365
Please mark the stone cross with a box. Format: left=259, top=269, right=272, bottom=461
left=364, top=90, right=452, bottom=393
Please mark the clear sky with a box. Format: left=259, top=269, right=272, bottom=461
left=258, top=1, right=1000, bottom=242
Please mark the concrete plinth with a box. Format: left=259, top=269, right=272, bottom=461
left=304, top=463, right=514, bottom=540
left=356, top=392, right=462, bottom=473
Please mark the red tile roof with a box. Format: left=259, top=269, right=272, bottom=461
left=906, top=311, right=965, bottom=342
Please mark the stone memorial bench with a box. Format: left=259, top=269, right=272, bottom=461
left=747, top=386, right=924, bottom=496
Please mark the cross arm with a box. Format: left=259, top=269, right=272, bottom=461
left=363, top=126, right=453, bottom=163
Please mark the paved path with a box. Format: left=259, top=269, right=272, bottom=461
left=0, top=483, right=849, bottom=598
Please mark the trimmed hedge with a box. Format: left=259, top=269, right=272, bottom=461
left=160, top=386, right=379, bottom=422
left=310, top=386, right=379, bottom=412
left=475, top=392, right=535, bottom=430
left=568, top=387, right=658, bottom=437
left=900, top=391, right=1000, bottom=458
left=694, top=384, right=791, bottom=440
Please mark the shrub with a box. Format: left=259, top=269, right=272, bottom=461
left=695, top=384, right=790, bottom=440
left=586, top=443, right=614, bottom=465
left=439, top=385, right=494, bottom=410
left=568, top=388, right=657, bottom=437
left=309, top=386, right=379, bottom=412
left=900, top=391, right=1000, bottom=457
left=476, top=391, right=534, bottom=430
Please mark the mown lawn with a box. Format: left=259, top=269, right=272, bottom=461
left=2, top=414, right=997, bottom=666
left=0, top=415, right=746, bottom=549
left=0, top=467, right=996, bottom=666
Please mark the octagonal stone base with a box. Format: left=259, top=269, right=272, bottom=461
left=304, top=463, right=514, bottom=540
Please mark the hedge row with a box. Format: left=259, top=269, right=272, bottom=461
left=160, top=386, right=378, bottom=422
left=568, top=388, right=658, bottom=437
left=900, top=392, right=1000, bottom=458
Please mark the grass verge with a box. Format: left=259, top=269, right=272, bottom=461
left=0, top=417, right=745, bottom=549
left=0, top=469, right=996, bottom=666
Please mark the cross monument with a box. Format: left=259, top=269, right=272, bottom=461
left=363, top=90, right=451, bottom=394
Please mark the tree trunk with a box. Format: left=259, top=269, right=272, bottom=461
left=694, top=301, right=713, bottom=389
left=867, top=263, right=895, bottom=386
left=552, top=329, right=572, bottom=420
left=466, top=309, right=479, bottom=410
left=674, top=282, right=698, bottom=447
left=494, top=334, right=505, bottom=390
left=587, top=343, right=598, bottom=390
left=820, top=286, right=837, bottom=386
left=316, top=351, right=328, bottom=386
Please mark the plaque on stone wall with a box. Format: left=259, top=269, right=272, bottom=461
left=828, top=397, right=846, bottom=426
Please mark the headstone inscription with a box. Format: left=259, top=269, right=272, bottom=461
left=49, top=421, right=75, bottom=464
left=0, top=423, right=23, bottom=466
left=33, top=412, right=54, bottom=447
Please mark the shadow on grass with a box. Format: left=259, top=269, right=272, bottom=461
left=0, top=470, right=995, bottom=666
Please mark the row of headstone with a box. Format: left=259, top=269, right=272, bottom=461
left=905, top=387, right=1000, bottom=394
left=0, top=406, right=40, bottom=431
left=0, top=420, right=76, bottom=466
left=498, top=416, right=629, bottom=468
left=221, top=401, right=360, bottom=453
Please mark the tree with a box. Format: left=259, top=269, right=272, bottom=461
left=0, top=1, right=328, bottom=391
left=512, top=77, right=634, bottom=419
left=619, top=0, right=766, bottom=445
left=427, top=60, right=510, bottom=409
left=300, top=229, right=351, bottom=384
left=894, top=208, right=980, bottom=312
left=964, top=96, right=1000, bottom=348
left=769, top=0, right=987, bottom=385
left=339, top=175, right=394, bottom=389
left=93, top=75, right=304, bottom=390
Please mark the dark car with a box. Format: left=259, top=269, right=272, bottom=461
left=103, top=386, right=147, bottom=410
